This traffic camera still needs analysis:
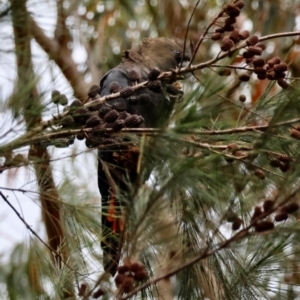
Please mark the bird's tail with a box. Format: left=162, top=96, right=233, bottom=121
left=102, top=191, right=128, bottom=275
left=98, top=148, right=139, bottom=276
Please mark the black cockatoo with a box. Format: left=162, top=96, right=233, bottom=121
left=97, top=37, right=190, bottom=275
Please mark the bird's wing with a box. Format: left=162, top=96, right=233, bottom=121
left=98, top=63, right=174, bottom=275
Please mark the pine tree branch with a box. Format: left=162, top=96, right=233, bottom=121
left=2, top=116, right=300, bottom=156
left=120, top=184, right=300, bottom=299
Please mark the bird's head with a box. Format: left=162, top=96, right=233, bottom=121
left=123, top=37, right=191, bottom=72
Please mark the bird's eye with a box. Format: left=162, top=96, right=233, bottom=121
left=173, top=50, right=182, bottom=61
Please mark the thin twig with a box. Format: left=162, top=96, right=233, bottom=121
left=1, top=117, right=300, bottom=154
left=180, top=0, right=201, bottom=69
left=188, top=8, right=225, bottom=66
left=0, top=191, right=82, bottom=275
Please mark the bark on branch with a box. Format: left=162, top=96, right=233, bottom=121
left=28, top=13, right=89, bottom=101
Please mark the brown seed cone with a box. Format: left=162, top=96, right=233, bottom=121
left=73, top=107, right=89, bottom=116
left=232, top=150, right=247, bottom=157
left=229, top=29, right=240, bottom=43
left=127, top=69, right=141, bottom=82
left=255, top=221, right=274, bottom=232
left=248, top=46, right=263, bottom=56
left=256, top=43, right=266, bottom=50
left=61, top=115, right=74, bottom=127
left=115, top=273, right=126, bottom=286
left=59, top=94, right=68, bottom=106
left=117, top=264, right=131, bottom=274
left=228, top=143, right=238, bottom=150
left=52, top=138, right=70, bottom=148
left=251, top=206, right=263, bottom=221
left=220, top=37, right=234, bottom=51
left=218, top=68, right=232, bottom=76
left=279, top=161, right=290, bottom=172
left=274, top=72, right=286, bottom=79
left=277, top=78, right=289, bottom=89
left=254, top=169, right=265, bottom=180
left=267, top=71, right=276, bottom=80
left=86, top=115, right=102, bottom=127
left=246, top=35, right=259, bottom=46
left=274, top=63, right=288, bottom=72
left=263, top=199, right=274, bottom=212
left=85, top=138, right=100, bottom=148
left=92, top=288, right=105, bottom=299
left=147, top=80, right=163, bottom=92
left=223, top=24, right=235, bottom=32
left=109, top=81, right=121, bottom=93
left=245, top=59, right=254, bottom=65
left=224, top=16, right=236, bottom=25
left=70, top=99, right=83, bottom=107
left=257, top=74, right=267, bottom=80
left=278, top=154, right=290, bottom=163
left=104, top=109, right=119, bottom=123
left=93, top=124, right=105, bottom=133
left=51, top=90, right=61, bottom=104
left=110, top=119, right=125, bottom=132
left=148, top=68, right=161, bottom=80
left=112, top=102, right=127, bottom=111
left=252, top=58, right=265, bottom=67
left=122, top=277, right=135, bottom=293
left=133, top=270, right=148, bottom=282
left=120, top=86, right=135, bottom=97
left=243, top=51, right=254, bottom=59
left=211, top=32, right=222, bottom=41
left=290, top=129, right=300, bottom=140
left=275, top=212, right=288, bottom=222
left=254, top=67, right=266, bottom=76
left=88, top=84, right=100, bottom=99
left=232, top=217, right=243, bottom=230
left=68, top=136, right=75, bottom=145
left=78, top=283, right=88, bottom=296
left=224, top=3, right=235, bottom=12
left=124, top=115, right=144, bottom=127
left=99, top=105, right=112, bottom=117
left=239, top=30, right=250, bottom=40
left=130, top=261, right=145, bottom=273
left=234, top=0, right=245, bottom=9
left=282, top=202, right=300, bottom=214
left=239, top=94, right=246, bottom=102
left=224, top=4, right=240, bottom=17
left=118, top=111, right=130, bottom=120
left=226, top=212, right=238, bottom=222
left=215, top=27, right=225, bottom=34
left=76, top=133, right=85, bottom=140
left=267, top=57, right=281, bottom=66
left=239, top=73, right=251, bottom=82
left=270, top=158, right=280, bottom=168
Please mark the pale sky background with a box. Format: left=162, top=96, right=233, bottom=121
left=0, top=0, right=98, bottom=261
